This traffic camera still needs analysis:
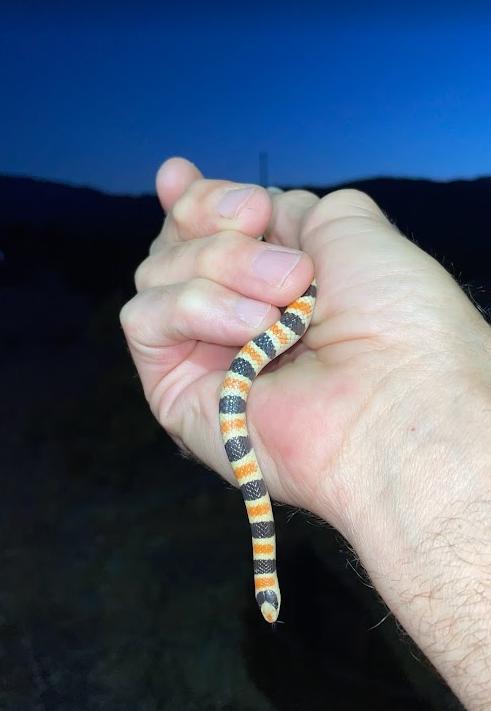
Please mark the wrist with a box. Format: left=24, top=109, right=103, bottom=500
left=344, top=312, right=491, bottom=536
left=343, top=331, right=491, bottom=706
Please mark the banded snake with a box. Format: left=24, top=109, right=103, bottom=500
left=219, top=279, right=317, bottom=623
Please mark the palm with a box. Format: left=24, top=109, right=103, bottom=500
left=161, top=218, right=447, bottom=525
left=125, top=161, right=466, bottom=530
left=212, top=219, right=456, bottom=521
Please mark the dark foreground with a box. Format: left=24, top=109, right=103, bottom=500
left=2, top=174, right=487, bottom=709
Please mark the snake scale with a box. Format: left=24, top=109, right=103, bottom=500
left=219, top=278, right=317, bottom=623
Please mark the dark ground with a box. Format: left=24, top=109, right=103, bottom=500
left=2, top=174, right=489, bottom=709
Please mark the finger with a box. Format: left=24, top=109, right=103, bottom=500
left=134, top=230, right=314, bottom=306
left=155, top=156, right=204, bottom=213
left=264, top=189, right=320, bottom=249
left=122, top=278, right=279, bottom=349
left=162, top=177, right=273, bottom=243
left=149, top=157, right=205, bottom=255
left=119, top=278, right=281, bottom=394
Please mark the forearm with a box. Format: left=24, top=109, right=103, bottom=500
left=345, top=350, right=491, bottom=708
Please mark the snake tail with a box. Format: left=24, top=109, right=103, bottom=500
left=219, top=279, right=317, bottom=623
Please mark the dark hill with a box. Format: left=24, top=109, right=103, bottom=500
left=0, top=175, right=162, bottom=297
left=1, top=173, right=490, bottom=309
left=301, top=176, right=491, bottom=303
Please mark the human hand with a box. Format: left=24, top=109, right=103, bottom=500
left=120, top=157, right=490, bottom=539
left=120, top=157, right=491, bottom=707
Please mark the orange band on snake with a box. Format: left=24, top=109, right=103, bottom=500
left=219, top=279, right=317, bottom=623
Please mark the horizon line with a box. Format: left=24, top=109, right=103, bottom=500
left=1, top=171, right=491, bottom=199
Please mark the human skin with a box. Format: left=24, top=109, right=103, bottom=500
left=120, top=157, right=491, bottom=708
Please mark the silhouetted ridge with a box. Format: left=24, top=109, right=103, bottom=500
left=1, top=174, right=490, bottom=309
left=0, top=175, right=162, bottom=297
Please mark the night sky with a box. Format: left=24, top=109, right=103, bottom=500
left=2, top=1, right=491, bottom=194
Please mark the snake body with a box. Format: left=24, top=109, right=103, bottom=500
left=219, top=279, right=317, bottom=623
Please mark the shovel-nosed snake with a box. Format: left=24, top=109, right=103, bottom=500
left=219, top=279, right=317, bottom=623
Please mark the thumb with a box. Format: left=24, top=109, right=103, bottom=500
left=155, top=157, right=204, bottom=213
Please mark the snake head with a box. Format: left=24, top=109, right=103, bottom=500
left=256, top=589, right=280, bottom=624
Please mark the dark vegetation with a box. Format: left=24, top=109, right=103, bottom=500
left=2, top=173, right=488, bottom=709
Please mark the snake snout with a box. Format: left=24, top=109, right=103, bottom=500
left=260, top=601, right=279, bottom=624
left=256, top=589, right=280, bottom=624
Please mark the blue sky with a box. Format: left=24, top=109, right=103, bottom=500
left=2, top=1, right=491, bottom=193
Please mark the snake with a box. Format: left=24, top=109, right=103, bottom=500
left=219, top=278, right=317, bottom=623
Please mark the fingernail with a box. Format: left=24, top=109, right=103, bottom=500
left=252, top=245, right=302, bottom=287
left=217, top=187, right=255, bottom=218
left=234, top=298, right=271, bottom=328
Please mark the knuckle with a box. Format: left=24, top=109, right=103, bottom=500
left=176, top=279, right=199, bottom=315
left=193, top=239, right=212, bottom=275
left=281, top=190, right=320, bottom=218
left=323, top=188, right=382, bottom=215
left=136, top=243, right=188, bottom=291
left=171, top=179, right=208, bottom=226
left=176, top=278, right=212, bottom=322
left=134, top=257, right=152, bottom=291
left=303, top=188, right=386, bottom=235
left=285, top=189, right=319, bottom=204
left=194, top=231, right=237, bottom=274
left=119, top=301, right=130, bottom=329
left=148, top=237, right=160, bottom=255
left=149, top=222, right=166, bottom=254
left=164, top=241, right=188, bottom=279
left=119, top=297, right=139, bottom=338
left=171, top=191, right=192, bottom=226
